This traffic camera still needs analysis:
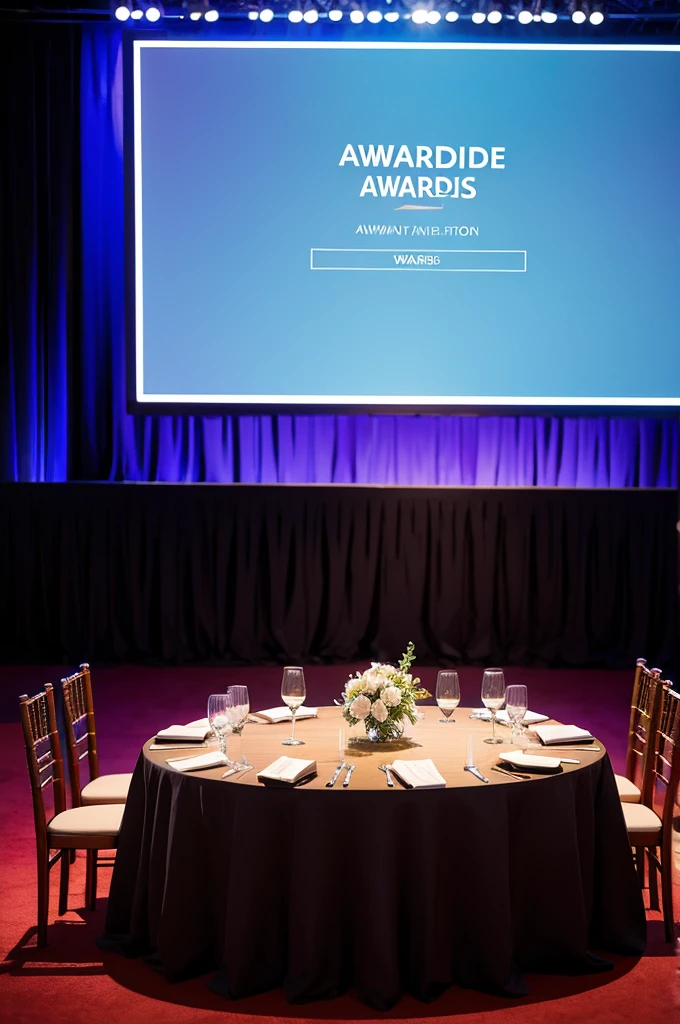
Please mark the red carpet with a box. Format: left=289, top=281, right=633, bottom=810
left=0, top=664, right=678, bottom=1023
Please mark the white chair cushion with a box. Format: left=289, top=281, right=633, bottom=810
left=48, top=803, right=124, bottom=837
left=615, top=774, right=641, bottom=803
left=622, top=802, right=662, bottom=835
left=81, top=772, right=133, bottom=805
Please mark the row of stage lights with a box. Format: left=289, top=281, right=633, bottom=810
left=114, top=2, right=606, bottom=24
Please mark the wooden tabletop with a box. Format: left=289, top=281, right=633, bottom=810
left=143, top=705, right=605, bottom=791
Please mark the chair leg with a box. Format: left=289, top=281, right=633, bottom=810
left=635, top=846, right=646, bottom=887
left=58, top=850, right=70, bottom=916
left=85, top=850, right=97, bottom=911
left=661, top=834, right=676, bottom=943
left=70, top=849, right=76, bottom=865
left=37, top=853, right=49, bottom=947
left=648, top=848, right=660, bottom=911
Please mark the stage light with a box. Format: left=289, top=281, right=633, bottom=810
left=589, top=2, right=604, bottom=22
left=445, top=9, right=459, bottom=21
left=517, top=2, right=532, bottom=22
left=204, top=5, right=219, bottom=19
left=426, top=9, right=441, bottom=22
left=288, top=8, right=303, bottom=20
left=540, top=1, right=558, bottom=21
left=303, top=6, right=319, bottom=21
left=471, top=10, right=486, bottom=22
left=130, top=2, right=144, bottom=19
left=145, top=3, right=162, bottom=20
left=411, top=7, right=428, bottom=23
left=367, top=9, right=383, bottom=21
left=350, top=8, right=365, bottom=21
left=260, top=6, right=274, bottom=19
left=569, top=0, right=587, bottom=22
left=487, top=1, right=503, bottom=22
left=329, top=7, right=343, bottom=18
left=114, top=2, right=131, bottom=19
left=384, top=9, right=400, bottom=20
left=248, top=9, right=259, bottom=18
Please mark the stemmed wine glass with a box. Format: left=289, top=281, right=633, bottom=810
left=505, top=684, right=528, bottom=747
left=207, top=694, right=231, bottom=759
left=281, top=666, right=306, bottom=746
left=224, top=685, right=252, bottom=769
left=436, top=671, right=460, bottom=723
left=481, top=669, right=505, bottom=745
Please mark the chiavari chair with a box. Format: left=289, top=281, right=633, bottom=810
left=615, top=659, right=666, bottom=804
left=61, top=664, right=132, bottom=807
left=623, top=686, right=680, bottom=942
left=19, top=684, right=124, bottom=946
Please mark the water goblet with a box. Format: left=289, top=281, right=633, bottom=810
left=481, top=669, right=505, bottom=745
left=505, top=684, right=528, bottom=747
left=436, top=671, right=461, bottom=723
left=224, top=685, right=252, bottom=769
left=207, top=694, right=231, bottom=758
left=281, top=666, right=306, bottom=746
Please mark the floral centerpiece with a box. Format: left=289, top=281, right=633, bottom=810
left=340, top=642, right=431, bottom=741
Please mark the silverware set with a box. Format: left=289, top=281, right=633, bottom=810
left=492, top=764, right=530, bottom=781
left=326, top=762, right=355, bottom=787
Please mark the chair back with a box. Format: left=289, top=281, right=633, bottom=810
left=19, top=684, right=67, bottom=851
left=624, top=659, right=665, bottom=790
left=61, top=663, right=99, bottom=808
left=645, top=687, right=680, bottom=831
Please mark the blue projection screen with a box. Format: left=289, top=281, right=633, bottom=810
left=131, top=41, right=680, bottom=410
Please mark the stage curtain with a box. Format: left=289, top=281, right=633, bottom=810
left=0, top=484, right=675, bottom=668
left=1, top=23, right=678, bottom=487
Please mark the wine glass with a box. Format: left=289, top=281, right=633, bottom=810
left=505, top=684, right=528, bottom=747
left=225, top=685, right=252, bottom=769
left=481, top=669, right=505, bottom=745
left=281, top=666, right=306, bottom=746
left=436, top=671, right=460, bottom=723
left=207, top=694, right=231, bottom=759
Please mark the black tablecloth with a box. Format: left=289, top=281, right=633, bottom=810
left=101, top=745, right=646, bottom=1010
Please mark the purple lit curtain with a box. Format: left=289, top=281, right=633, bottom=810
left=2, top=24, right=678, bottom=488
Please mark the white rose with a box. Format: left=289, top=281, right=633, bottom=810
left=371, top=698, right=388, bottom=723
left=382, top=685, right=401, bottom=708
left=351, top=694, right=372, bottom=720
left=362, top=672, right=379, bottom=695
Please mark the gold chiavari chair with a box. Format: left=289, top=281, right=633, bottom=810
left=61, top=664, right=132, bottom=806
left=622, top=686, right=680, bottom=942
left=19, top=684, right=124, bottom=946
left=615, top=659, right=666, bottom=803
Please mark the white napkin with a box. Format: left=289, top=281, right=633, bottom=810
left=184, top=717, right=210, bottom=730
left=470, top=708, right=550, bottom=725
left=390, top=759, right=446, bottom=789
left=534, top=724, right=594, bottom=745
left=249, top=706, right=318, bottom=724
left=155, top=724, right=211, bottom=742
left=257, top=756, right=317, bottom=784
left=166, top=751, right=228, bottom=772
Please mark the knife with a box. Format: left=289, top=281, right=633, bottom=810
left=343, top=764, right=356, bottom=787
left=464, top=764, right=489, bottom=784
left=326, top=761, right=345, bottom=788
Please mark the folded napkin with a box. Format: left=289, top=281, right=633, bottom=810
left=166, top=750, right=228, bottom=772
left=155, top=723, right=212, bottom=742
left=390, top=759, right=446, bottom=790
left=184, top=717, right=210, bottom=730
left=257, top=756, right=317, bottom=785
left=533, top=724, right=594, bottom=745
left=470, top=708, right=550, bottom=725
left=249, top=706, right=318, bottom=724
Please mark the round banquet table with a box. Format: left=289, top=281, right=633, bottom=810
left=101, top=706, right=646, bottom=1010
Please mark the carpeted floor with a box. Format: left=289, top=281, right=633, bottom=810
left=0, top=664, right=678, bottom=1023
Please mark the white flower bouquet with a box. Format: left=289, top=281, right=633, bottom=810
left=340, top=642, right=431, bottom=741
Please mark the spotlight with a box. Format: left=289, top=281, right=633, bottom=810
left=248, top=9, right=259, bottom=17
left=303, top=6, right=318, bottom=21
left=367, top=9, right=383, bottom=20
left=426, top=9, right=441, bottom=22
left=471, top=10, right=486, bottom=22
left=589, top=2, right=604, bottom=23
left=540, top=1, right=558, bottom=21
left=130, top=2, right=144, bottom=19
left=569, top=0, right=587, bottom=21
left=204, top=4, right=219, bottom=19
left=487, top=1, right=503, bottom=21
left=186, top=0, right=203, bottom=19
left=288, top=8, right=303, bottom=20
left=517, top=2, right=532, bottom=22
left=384, top=9, right=400, bottom=19
left=350, top=8, right=365, bottom=21
left=328, top=5, right=343, bottom=18
left=114, top=2, right=131, bottom=19
left=445, top=9, right=459, bottom=20
left=260, top=6, right=274, bottom=19
left=411, top=7, right=428, bottom=22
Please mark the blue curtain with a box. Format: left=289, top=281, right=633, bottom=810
left=2, top=23, right=678, bottom=487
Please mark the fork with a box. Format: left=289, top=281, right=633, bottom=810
left=491, top=765, right=530, bottom=781
left=343, top=764, right=356, bottom=787
left=378, top=764, right=394, bottom=787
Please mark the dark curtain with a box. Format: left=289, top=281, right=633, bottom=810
left=0, top=484, right=675, bottom=667
left=1, top=23, right=679, bottom=487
